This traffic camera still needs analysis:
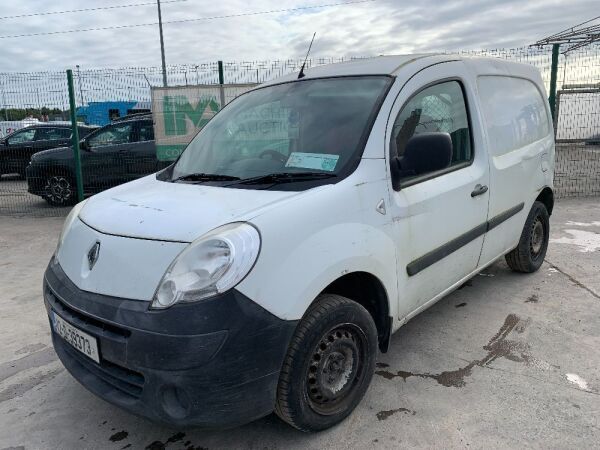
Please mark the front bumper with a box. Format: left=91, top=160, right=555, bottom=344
left=44, top=259, right=297, bottom=428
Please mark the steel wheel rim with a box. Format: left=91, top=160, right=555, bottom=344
left=530, top=216, right=545, bottom=258
left=306, top=323, right=366, bottom=416
left=45, top=176, right=72, bottom=204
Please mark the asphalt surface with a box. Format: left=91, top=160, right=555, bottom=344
left=0, top=197, right=598, bottom=449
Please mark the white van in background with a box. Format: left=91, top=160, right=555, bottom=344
left=0, top=118, right=40, bottom=138
left=43, top=54, right=554, bottom=431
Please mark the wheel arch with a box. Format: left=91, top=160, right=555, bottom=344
left=319, top=271, right=392, bottom=353
left=536, top=186, right=554, bottom=215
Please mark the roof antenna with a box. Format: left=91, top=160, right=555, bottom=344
left=298, top=32, right=316, bottom=79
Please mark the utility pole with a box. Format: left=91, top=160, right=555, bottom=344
left=157, top=0, right=168, bottom=87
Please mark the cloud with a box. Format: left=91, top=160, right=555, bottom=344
left=0, top=0, right=596, bottom=72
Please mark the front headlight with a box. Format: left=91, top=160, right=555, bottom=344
left=151, top=222, right=260, bottom=309
left=55, top=199, right=87, bottom=256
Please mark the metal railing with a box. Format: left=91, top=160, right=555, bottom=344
left=1, top=45, right=599, bottom=216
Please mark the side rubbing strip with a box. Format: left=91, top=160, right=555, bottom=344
left=487, top=202, right=524, bottom=231
left=406, top=202, right=525, bottom=277
left=406, top=223, right=487, bottom=276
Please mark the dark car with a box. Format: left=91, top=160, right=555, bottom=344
left=586, top=134, right=600, bottom=146
left=0, top=123, right=97, bottom=178
left=26, top=115, right=169, bottom=206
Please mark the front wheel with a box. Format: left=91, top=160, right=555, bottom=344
left=275, top=294, right=378, bottom=432
left=505, top=201, right=550, bottom=273
left=43, top=172, right=77, bottom=207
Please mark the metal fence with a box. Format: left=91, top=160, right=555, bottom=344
left=1, top=46, right=599, bottom=216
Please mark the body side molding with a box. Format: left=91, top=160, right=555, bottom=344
left=406, top=202, right=525, bottom=276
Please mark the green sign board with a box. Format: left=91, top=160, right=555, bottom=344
left=151, top=84, right=257, bottom=161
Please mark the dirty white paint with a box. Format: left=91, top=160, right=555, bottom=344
left=547, top=267, right=558, bottom=273
left=565, top=373, right=589, bottom=391
left=550, top=230, right=600, bottom=253
left=565, top=221, right=600, bottom=227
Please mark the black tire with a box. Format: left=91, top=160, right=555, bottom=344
left=505, top=201, right=549, bottom=273
left=275, top=294, right=378, bottom=432
left=43, top=171, right=78, bottom=207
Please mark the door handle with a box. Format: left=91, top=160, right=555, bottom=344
left=471, top=184, right=488, bottom=197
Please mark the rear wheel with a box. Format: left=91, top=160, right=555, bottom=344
left=505, top=201, right=549, bottom=273
left=275, top=294, right=378, bottom=432
left=43, top=172, right=77, bottom=206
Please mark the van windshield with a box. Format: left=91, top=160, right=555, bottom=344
left=170, top=76, right=391, bottom=188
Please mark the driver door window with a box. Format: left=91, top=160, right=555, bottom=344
left=87, top=123, right=133, bottom=149
left=390, top=80, right=472, bottom=184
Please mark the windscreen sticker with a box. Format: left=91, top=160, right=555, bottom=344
left=285, top=152, right=339, bottom=172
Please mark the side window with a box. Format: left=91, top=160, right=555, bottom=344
left=34, top=127, right=69, bottom=141
left=7, top=128, right=36, bottom=144
left=87, top=123, right=133, bottom=149
left=390, top=80, right=472, bottom=182
left=58, top=128, right=72, bottom=139
left=137, top=121, right=155, bottom=142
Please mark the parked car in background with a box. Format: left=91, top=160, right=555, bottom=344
left=0, top=118, right=41, bottom=138
left=26, top=114, right=168, bottom=206
left=585, top=134, right=600, bottom=145
left=0, top=123, right=96, bottom=178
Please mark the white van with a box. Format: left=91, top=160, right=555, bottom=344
left=45, top=55, right=555, bottom=431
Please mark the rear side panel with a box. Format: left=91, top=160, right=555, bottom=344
left=468, top=60, right=555, bottom=265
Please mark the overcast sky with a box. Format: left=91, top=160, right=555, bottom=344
left=0, top=0, right=596, bottom=71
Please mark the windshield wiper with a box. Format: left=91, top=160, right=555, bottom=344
left=172, top=173, right=241, bottom=183
left=232, top=172, right=337, bottom=185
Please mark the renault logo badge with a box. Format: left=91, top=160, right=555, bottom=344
left=87, top=241, right=101, bottom=270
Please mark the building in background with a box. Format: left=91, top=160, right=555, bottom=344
left=76, top=101, right=151, bottom=126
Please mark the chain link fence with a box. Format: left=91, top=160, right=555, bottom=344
left=1, top=47, right=599, bottom=216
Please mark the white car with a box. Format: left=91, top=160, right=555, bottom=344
left=45, top=54, right=555, bottom=431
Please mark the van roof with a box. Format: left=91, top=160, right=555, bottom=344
left=261, top=54, right=541, bottom=85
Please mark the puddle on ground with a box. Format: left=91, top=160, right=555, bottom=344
left=376, top=407, right=416, bottom=421
left=376, top=314, right=532, bottom=388
left=109, top=431, right=128, bottom=442
left=144, top=432, right=196, bottom=450
left=525, top=294, right=539, bottom=303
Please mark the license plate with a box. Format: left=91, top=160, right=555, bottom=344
left=52, top=312, right=100, bottom=364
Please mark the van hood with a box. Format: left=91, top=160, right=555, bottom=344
left=79, top=175, right=307, bottom=242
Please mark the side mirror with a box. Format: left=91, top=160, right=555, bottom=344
left=392, top=132, right=453, bottom=189
left=79, top=140, right=89, bottom=150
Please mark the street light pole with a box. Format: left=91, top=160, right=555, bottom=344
left=157, top=0, right=168, bottom=87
